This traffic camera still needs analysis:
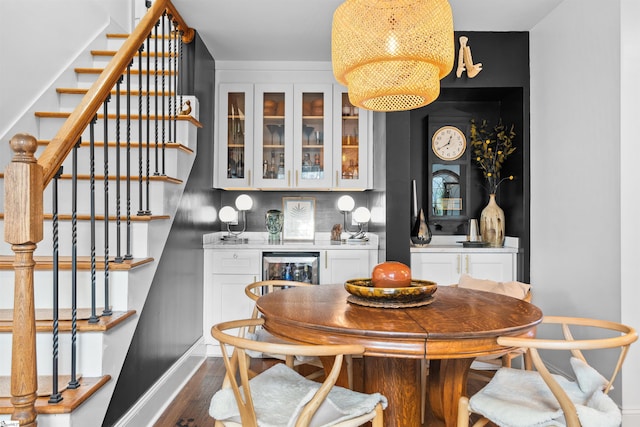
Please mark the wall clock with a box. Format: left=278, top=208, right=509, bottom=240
left=431, top=125, right=467, bottom=161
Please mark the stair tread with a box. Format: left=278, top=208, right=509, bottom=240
left=56, top=87, right=176, bottom=96
left=0, top=255, right=153, bottom=270
left=33, top=111, right=203, bottom=127
left=91, top=49, right=176, bottom=58
left=37, top=139, right=193, bottom=154
left=0, top=213, right=170, bottom=221
left=0, top=310, right=136, bottom=333
left=108, top=33, right=176, bottom=40
left=75, top=67, right=176, bottom=76
left=0, top=375, right=111, bottom=415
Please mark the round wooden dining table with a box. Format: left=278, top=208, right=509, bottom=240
left=256, top=284, right=543, bottom=427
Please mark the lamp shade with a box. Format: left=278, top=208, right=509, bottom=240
left=219, top=206, right=237, bottom=223
left=235, top=194, right=253, bottom=211
left=337, top=195, right=356, bottom=212
left=332, top=0, right=454, bottom=112
left=353, top=207, right=371, bottom=224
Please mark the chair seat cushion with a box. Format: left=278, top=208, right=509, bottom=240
left=468, top=358, right=621, bottom=427
left=458, top=274, right=531, bottom=300
left=209, top=363, right=387, bottom=427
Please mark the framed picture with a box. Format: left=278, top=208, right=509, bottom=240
left=282, top=197, right=315, bottom=241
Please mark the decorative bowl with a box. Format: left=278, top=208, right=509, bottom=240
left=344, top=278, right=437, bottom=303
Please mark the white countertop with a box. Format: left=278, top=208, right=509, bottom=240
left=410, top=235, right=519, bottom=253
left=203, top=232, right=379, bottom=250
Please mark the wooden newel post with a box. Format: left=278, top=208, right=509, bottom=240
left=4, top=133, right=43, bottom=427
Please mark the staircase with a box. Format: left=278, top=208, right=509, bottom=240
left=0, top=2, right=201, bottom=426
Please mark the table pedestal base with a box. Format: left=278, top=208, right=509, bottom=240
left=427, top=358, right=474, bottom=427
left=363, top=357, right=420, bottom=427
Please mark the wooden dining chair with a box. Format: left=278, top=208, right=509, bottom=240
left=457, top=316, right=638, bottom=427
left=209, top=318, right=386, bottom=427
left=420, top=277, right=532, bottom=423
left=245, top=280, right=354, bottom=387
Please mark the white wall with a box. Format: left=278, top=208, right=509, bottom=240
left=531, top=0, right=640, bottom=421
left=620, top=0, right=640, bottom=420
left=0, top=0, right=133, bottom=140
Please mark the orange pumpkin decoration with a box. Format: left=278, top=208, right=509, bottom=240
left=371, top=261, right=412, bottom=288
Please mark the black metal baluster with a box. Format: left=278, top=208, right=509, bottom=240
left=137, top=44, right=145, bottom=216
left=161, top=11, right=167, bottom=176
left=89, top=116, right=99, bottom=324
left=154, top=19, right=160, bottom=177
left=49, top=166, right=64, bottom=404
left=173, top=21, right=179, bottom=145
left=125, top=59, right=133, bottom=260
left=68, top=139, right=81, bottom=390
left=145, top=30, right=152, bottom=215
left=167, top=14, right=173, bottom=153
left=178, top=29, right=184, bottom=124
left=115, top=76, right=123, bottom=263
left=103, top=97, right=112, bottom=317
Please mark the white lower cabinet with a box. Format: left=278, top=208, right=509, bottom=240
left=410, top=252, right=516, bottom=286
left=204, top=249, right=260, bottom=356
left=321, top=249, right=377, bottom=284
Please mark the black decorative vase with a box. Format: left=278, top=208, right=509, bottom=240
left=411, top=208, right=432, bottom=246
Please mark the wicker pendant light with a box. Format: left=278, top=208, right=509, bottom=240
left=332, top=0, right=455, bottom=112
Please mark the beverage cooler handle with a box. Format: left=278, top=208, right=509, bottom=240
left=248, top=169, right=252, bottom=186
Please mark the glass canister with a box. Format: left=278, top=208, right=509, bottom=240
left=265, top=209, right=284, bottom=241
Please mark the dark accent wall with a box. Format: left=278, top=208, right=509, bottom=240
left=103, top=33, right=221, bottom=426
left=385, top=32, right=531, bottom=281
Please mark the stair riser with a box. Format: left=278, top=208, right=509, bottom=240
left=58, top=92, right=187, bottom=116
left=107, top=36, right=180, bottom=53
left=46, top=175, right=176, bottom=216
left=0, top=177, right=173, bottom=217
left=90, top=53, right=179, bottom=70
left=38, top=142, right=184, bottom=178
left=0, top=270, right=131, bottom=312
left=75, top=71, right=179, bottom=90
left=0, top=332, right=105, bottom=377
left=0, top=221, right=152, bottom=258
left=36, top=117, right=197, bottom=151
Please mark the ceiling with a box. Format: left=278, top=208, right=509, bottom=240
left=173, top=0, right=564, bottom=62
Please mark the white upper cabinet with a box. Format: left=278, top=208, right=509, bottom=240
left=216, top=83, right=255, bottom=189
left=333, top=85, right=371, bottom=190
left=293, top=84, right=333, bottom=189
left=253, top=84, right=295, bottom=189
left=213, top=70, right=372, bottom=191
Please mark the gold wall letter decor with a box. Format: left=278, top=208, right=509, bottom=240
left=456, top=36, right=483, bottom=78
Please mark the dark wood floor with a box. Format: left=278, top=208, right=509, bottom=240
left=152, top=357, right=493, bottom=427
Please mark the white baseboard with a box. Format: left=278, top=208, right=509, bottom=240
left=113, top=338, right=207, bottom=427
left=623, top=409, right=640, bottom=426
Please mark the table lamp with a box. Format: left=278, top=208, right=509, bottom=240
left=219, top=194, right=253, bottom=242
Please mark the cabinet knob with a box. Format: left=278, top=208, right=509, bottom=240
left=233, top=253, right=238, bottom=259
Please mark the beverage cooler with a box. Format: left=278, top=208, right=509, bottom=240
left=262, top=252, right=319, bottom=284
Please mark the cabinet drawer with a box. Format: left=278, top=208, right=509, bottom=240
left=210, top=250, right=260, bottom=275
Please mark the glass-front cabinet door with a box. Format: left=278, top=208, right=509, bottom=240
left=253, top=84, right=294, bottom=189
left=293, top=84, right=333, bottom=189
left=216, top=84, right=254, bottom=188
left=333, top=85, right=369, bottom=189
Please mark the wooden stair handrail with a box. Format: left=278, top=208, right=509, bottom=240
left=37, top=0, right=194, bottom=187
